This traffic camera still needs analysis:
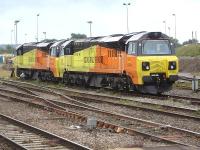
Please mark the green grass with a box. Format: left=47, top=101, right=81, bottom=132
left=176, top=44, right=200, bottom=57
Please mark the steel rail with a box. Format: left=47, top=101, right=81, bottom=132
left=0, top=134, right=27, bottom=150
left=0, top=113, right=91, bottom=150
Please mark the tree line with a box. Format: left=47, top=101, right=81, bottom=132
left=0, top=45, right=15, bottom=54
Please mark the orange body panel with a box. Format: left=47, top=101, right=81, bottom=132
left=90, top=46, right=123, bottom=74
left=89, top=46, right=138, bottom=84
left=124, top=54, right=138, bottom=84
left=32, top=49, right=58, bottom=77
left=34, top=49, right=48, bottom=70
left=49, top=56, right=59, bottom=77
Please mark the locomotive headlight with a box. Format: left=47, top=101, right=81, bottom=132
left=142, top=62, right=150, bottom=71
left=168, top=61, right=176, bottom=70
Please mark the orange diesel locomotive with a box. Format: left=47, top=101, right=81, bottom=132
left=14, top=32, right=178, bottom=94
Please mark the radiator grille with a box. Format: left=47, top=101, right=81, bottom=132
left=150, top=61, right=165, bottom=72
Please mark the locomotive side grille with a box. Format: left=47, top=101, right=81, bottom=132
left=150, top=61, right=165, bottom=72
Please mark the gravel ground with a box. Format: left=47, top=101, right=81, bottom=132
left=0, top=137, right=13, bottom=150
left=0, top=98, right=171, bottom=150
left=1, top=82, right=200, bottom=145
left=1, top=81, right=200, bottom=148
left=23, top=85, right=200, bottom=133
left=77, top=100, right=200, bottom=133
left=4, top=84, right=200, bottom=134
left=164, top=88, right=200, bottom=99
left=54, top=101, right=200, bottom=146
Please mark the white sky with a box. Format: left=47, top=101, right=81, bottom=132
left=0, top=0, right=199, bottom=44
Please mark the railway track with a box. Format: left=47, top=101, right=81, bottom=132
left=163, top=94, right=200, bottom=105
left=1, top=79, right=200, bottom=118
left=52, top=87, right=200, bottom=118
left=0, top=113, right=90, bottom=150
left=0, top=80, right=200, bottom=147
left=5, top=79, right=200, bottom=119
left=2, top=78, right=200, bottom=105
left=0, top=90, right=177, bottom=147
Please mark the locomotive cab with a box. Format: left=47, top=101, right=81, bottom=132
left=125, top=32, right=178, bottom=94
left=49, top=40, right=67, bottom=78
